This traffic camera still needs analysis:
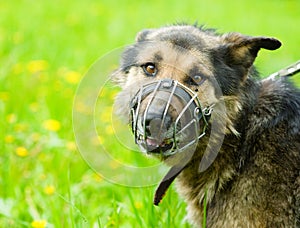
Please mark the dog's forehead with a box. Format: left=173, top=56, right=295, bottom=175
left=134, top=41, right=214, bottom=76
left=137, top=42, right=206, bottom=71
left=145, top=25, right=221, bottom=48
left=133, top=26, right=221, bottom=71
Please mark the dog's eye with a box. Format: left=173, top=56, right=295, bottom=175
left=193, top=75, right=206, bottom=85
left=142, top=63, right=157, bottom=76
left=187, top=75, right=206, bottom=86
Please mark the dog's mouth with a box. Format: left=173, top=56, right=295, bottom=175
left=131, top=79, right=212, bottom=156
left=134, top=116, right=177, bottom=155
left=135, top=134, right=176, bottom=156
left=130, top=79, right=213, bottom=205
left=145, top=138, right=174, bottom=153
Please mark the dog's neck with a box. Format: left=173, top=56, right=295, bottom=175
left=176, top=132, right=240, bottom=207
left=176, top=76, right=261, bottom=212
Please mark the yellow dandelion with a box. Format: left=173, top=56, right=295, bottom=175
left=134, top=201, right=143, bottom=209
left=98, top=135, right=104, bottom=144
left=6, top=113, right=17, bottom=124
left=92, top=173, right=103, bottom=182
left=110, top=90, right=119, bottom=100
left=100, top=107, right=113, bottom=123
left=44, top=185, right=56, bottom=195
left=4, top=135, right=14, bottom=143
left=0, top=92, right=9, bottom=101
left=100, top=87, right=109, bottom=97
left=27, top=60, right=48, bottom=74
left=105, top=125, right=114, bottom=135
left=31, top=220, right=47, bottom=228
left=15, top=147, right=29, bottom=157
left=64, top=70, right=81, bottom=84
left=66, top=141, right=77, bottom=151
left=43, top=119, right=61, bottom=132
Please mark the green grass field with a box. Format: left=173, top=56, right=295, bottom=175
left=1, top=0, right=300, bottom=227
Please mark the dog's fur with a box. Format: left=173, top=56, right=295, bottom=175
left=113, top=24, right=300, bottom=227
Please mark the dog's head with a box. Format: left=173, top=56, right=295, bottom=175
left=113, top=25, right=281, bottom=160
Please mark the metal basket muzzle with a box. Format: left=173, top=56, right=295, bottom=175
left=130, top=79, right=212, bottom=156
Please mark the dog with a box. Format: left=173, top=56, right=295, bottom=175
left=113, top=24, right=300, bottom=227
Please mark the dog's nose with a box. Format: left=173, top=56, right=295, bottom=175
left=144, top=113, right=172, bottom=138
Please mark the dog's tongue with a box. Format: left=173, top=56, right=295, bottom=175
left=146, top=138, right=160, bottom=147
left=153, top=165, right=186, bottom=206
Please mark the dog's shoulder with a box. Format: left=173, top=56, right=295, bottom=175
left=240, top=77, right=300, bottom=172
left=248, top=78, right=300, bottom=138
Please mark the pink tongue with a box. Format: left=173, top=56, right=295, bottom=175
left=146, top=138, right=163, bottom=147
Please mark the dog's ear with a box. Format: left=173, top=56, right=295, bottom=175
left=222, top=33, right=281, bottom=68
left=135, top=29, right=153, bottom=42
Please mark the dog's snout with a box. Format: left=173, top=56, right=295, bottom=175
left=144, top=113, right=172, bottom=138
left=131, top=79, right=207, bottom=155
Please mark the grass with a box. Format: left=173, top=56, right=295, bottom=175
left=0, top=0, right=300, bottom=227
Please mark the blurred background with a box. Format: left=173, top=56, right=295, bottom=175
left=0, top=0, right=299, bottom=227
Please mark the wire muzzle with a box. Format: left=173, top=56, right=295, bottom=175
left=130, top=79, right=213, bottom=156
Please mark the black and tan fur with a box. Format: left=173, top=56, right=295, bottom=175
left=113, top=24, right=300, bottom=227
